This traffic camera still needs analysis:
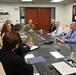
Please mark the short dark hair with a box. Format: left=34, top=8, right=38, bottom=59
left=3, top=31, right=20, bottom=50
left=14, top=23, right=22, bottom=31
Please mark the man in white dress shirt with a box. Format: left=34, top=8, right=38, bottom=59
left=50, top=21, right=64, bottom=37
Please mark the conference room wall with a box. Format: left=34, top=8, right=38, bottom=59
left=0, top=2, right=75, bottom=29
left=64, top=2, right=76, bottom=26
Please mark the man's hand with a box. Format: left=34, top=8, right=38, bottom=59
left=27, top=42, right=34, bottom=47
left=59, top=37, right=66, bottom=42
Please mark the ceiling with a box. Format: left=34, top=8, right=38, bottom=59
left=0, top=0, right=76, bottom=4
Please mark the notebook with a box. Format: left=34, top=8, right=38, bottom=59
left=30, top=45, right=40, bottom=50
left=24, top=45, right=40, bottom=50
left=52, top=61, right=76, bottom=75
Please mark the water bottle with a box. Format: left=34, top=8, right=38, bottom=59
left=40, top=29, right=43, bottom=34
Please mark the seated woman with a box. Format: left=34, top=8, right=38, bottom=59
left=1, top=20, right=12, bottom=37
left=0, top=20, right=12, bottom=49
left=5, top=19, right=14, bottom=31
left=0, top=31, right=33, bottom=75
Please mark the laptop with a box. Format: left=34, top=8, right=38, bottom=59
left=52, top=61, right=76, bottom=75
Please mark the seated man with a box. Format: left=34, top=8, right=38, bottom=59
left=25, top=19, right=35, bottom=32
left=49, top=21, right=64, bottom=37
left=0, top=31, right=33, bottom=75
left=49, top=19, right=56, bottom=32
left=59, top=22, right=76, bottom=43
left=14, top=23, right=33, bottom=57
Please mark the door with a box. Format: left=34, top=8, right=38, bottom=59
left=38, top=8, right=50, bottom=31
left=25, top=8, right=38, bottom=30
left=25, top=8, right=50, bottom=31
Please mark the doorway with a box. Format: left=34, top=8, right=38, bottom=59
left=25, top=8, right=50, bottom=31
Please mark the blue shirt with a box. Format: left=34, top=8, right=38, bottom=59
left=63, top=29, right=76, bottom=43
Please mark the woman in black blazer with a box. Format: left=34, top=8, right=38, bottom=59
left=0, top=31, right=33, bottom=75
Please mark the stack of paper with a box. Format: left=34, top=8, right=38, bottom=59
left=50, top=51, right=64, bottom=58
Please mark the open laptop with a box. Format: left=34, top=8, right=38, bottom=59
left=52, top=61, right=76, bottom=75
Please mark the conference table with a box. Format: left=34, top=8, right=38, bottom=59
left=24, top=31, right=76, bottom=75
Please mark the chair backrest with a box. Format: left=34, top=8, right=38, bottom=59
left=0, top=31, right=3, bottom=49
left=0, top=62, right=6, bottom=75
left=62, top=25, right=70, bottom=33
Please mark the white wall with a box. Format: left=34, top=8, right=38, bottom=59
left=0, top=2, right=75, bottom=28
left=0, top=3, right=65, bottom=28
left=0, top=3, right=20, bottom=27
left=55, top=5, right=65, bottom=26
left=64, top=2, right=76, bottom=26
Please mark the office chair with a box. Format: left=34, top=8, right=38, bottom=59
left=0, top=62, right=6, bottom=75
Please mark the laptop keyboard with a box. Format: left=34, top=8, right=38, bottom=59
left=35, top=62, right=54, bottom=75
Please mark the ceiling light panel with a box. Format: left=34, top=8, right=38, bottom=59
left=51, top=0, right=63, bottom=2
left=22, top=0, right=32, bottom=1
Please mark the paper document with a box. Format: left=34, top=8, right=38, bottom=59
left=34, top=73, right=40, bottom=75
left=50, top=51, right=64, bottom=58
left=52, top=61, right=76, bottom=75
left=57, top=38, right=64, bottom=42
left=24, top=54, right=34, bottom=60
left=30, top=45, right=39, bottom=50
left=24, top=45, right=39, bottom=51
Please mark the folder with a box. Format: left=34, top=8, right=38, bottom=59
left=27, top=56, right=46, bottom=64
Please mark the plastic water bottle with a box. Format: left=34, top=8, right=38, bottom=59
left=40, top=29, right=43, bottom=34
